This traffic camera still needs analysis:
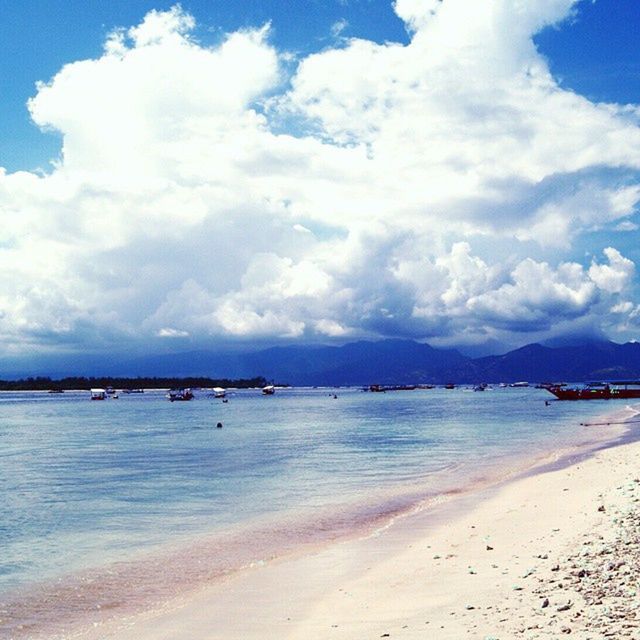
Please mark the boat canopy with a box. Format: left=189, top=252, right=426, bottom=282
left=586, top=380, right=640, bottom=386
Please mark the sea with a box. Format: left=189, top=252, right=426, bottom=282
left=0, top=386, right=637, bottom=638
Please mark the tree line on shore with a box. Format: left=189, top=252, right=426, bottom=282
left=0, top=376, right=270, bottom=391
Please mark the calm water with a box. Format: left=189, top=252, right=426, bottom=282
left=0, top=386, right=635, bottom=636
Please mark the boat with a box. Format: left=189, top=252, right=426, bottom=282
left=90, top=388, right=107, bottom=400
left=544, top=381, right=640, bottom=401
left=473, top=383, right=488, bottom=392
left=212, top=387, right=226, bottom=398
left=368, top=384, right=417, bottom=392
left=510, top=381, right=529, bottom=388
left=262, top=385, right=275, bottom=395
left=167, top=388, right=194, bottom=402
left=444, top=383, right=455, bottom=389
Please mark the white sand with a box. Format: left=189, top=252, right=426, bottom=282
left=68, top=415, right=640, bottom=640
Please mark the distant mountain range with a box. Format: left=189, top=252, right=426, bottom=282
left=113, top=338, right=640, bottom=386
left=3, top=338, right=639, bottom=385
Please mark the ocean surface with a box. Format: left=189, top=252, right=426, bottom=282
left=0, top=386, right=636, bottom=637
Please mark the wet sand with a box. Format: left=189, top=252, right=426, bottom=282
left=53, top=407, right=640, bottom=640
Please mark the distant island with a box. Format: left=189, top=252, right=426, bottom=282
left=2, top=338, right=640, bottom=388
left=0, top=376, right=272, bottom=392
left=108, top=338, right=640, bottom=386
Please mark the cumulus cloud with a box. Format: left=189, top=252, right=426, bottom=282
left=393, top=0, right=444, bottom=32
left=1, top=1, right=639, bottom=356
left=588, top=247, right=635, bottom=294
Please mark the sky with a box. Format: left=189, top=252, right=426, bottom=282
left=0, top=0, right=639, bottom=368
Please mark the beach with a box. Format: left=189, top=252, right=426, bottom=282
left=55, top=406, right=640, bottom=640
left=2, top=392, right=639, bottom=640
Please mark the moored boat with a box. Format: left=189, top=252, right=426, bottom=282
left=167, top=388, right=194, bottom=402
left=262, top=385, right=275, bottom=395
left=368, top=384, right=417, bottom=392
left=90, top=388, right=107, bottom=400
left=212, top=387, right=226, bottom=398
left=545, top=381, right=640, bottom=400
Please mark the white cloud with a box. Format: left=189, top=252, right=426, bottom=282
left=588, top=247, right=635, bottom=294
left=468, top=259, right=597, bottom=330
left=515, top=184, right=640, bottom=247
left=128, top=5, right=195, bottom=47
left=331, top=19, right=349, bottom=38
left=315, top=318, right=351, bottom=337
left=393, top=0, right=443, bottom=32
left=615, top=220, right=639, bottom=232
left=0, top=2, right=639, bottom=355
left=611, top=301, right=634, bottom=314
left=213, top=300, right=306, bottom=338
left=156, top=327, right=190, bottom=338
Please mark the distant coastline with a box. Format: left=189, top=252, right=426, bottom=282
left=0, top=376, right=272, bottom=392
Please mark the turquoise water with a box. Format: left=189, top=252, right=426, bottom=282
left=0, top=386, right=634, bottom=636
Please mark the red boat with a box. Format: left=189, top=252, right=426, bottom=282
left=545, top=381, right=640, bottom=401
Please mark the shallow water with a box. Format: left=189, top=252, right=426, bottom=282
left=0, top=386, right=633, bottom=637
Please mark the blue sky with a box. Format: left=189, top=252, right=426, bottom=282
left=2, top=0, right=638, bottom=172
left=0, top=0, right=639, bottom=368
left=1, top=0, right=410, bottom=171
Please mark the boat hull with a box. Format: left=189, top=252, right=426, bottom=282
left=546, top=386, right=640, bottom=400
left=167, top=388, right=194, bottom=401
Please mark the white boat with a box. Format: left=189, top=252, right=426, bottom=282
left=90, top=388, right=106, bottom=400
left=262, top=385, right=275, bottom=395
left=212, top=387, right=226, bottom=398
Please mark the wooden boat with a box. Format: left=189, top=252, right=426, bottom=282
left=368, top=384, right=417, bottom=392
left=545, top=381, right=640, bottom=400
left=167, top=388, right=194, bottom=402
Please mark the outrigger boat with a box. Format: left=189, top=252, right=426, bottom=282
left=368, top=384, right=417, bottom=392
left=545, top=381, right=640, bottom=401
left=167, top=388, right=194, bottom=402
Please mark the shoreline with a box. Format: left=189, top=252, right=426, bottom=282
left=101, top=409, right=640, bottom=640
left=4, top=402, right=640, bottom=639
